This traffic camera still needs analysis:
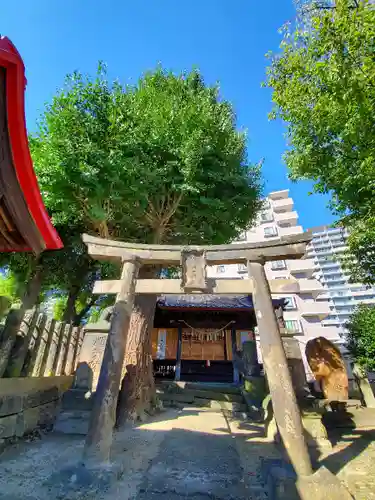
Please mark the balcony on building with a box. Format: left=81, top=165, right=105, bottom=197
left=272, top=197, right=294, bottom=213
left=359, top=298, right=375, bottom=305
left=300, top=302, right=330, bottom=320
left=332, top=246, right=346, bottom=254
left=269, top=189, right=289, bottom=200
left=318, top=325, right=343, bottom=339
left=313, top=247, right=333, bottom=257
left=298, top=278, right=324, bottom=297
left=322, top=317, right=341, bottom=326
left=289, top=259, right=315, bottom=278
left=274, top=210, right=298, bottom=226
left=351, top=285, right=375, bottom=296
left=319, top=262, right=341, bottom=271
left=278, top=225, right=303, bottom=237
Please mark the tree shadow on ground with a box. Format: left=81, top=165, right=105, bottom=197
left=316, top=428, right=375, bottom=475
left=1, top=406, right=374, bottom=499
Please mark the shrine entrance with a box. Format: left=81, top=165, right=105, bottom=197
left=181, top=330, right=225, bottom=361
left=152, top=294, right=285, bottom=383
left=80, top=231, right=316, bottom=483
left=76, top=231, right=355, bottom=498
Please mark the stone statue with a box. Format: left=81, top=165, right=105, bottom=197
left=305, top=337, right=348, bottom=402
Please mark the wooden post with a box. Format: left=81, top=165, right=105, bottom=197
left=55, top=324, right=70, bottom=375
left=72, top=327, right=85, bottom=371
left=231, top=326, right=240, bottom=385
left=27, top=313, right=48, bottom=376
left=39, top=318, right=56, bottom=376
left=51, top=322, right=66, bottom=375
left=1, top=309, right=39, bottom=377
left=248, top=261, right=313, bottom=477
left=83, top=258, right=140, bottom=465
left=61, top=324, right=74, bottom=375
left=175, top=323, right=183, bottom=381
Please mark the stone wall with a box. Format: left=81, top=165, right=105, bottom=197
left=0, top=375, right=73, bottom=443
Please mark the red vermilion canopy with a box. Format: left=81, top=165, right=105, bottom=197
left=0, top=36, right=62, bottom=253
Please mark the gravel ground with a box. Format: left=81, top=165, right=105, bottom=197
left=0, top=408, right=375, bottom=499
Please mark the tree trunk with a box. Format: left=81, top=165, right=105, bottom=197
left=0, top=264, right=43, bottom=377
left=116, top=265, right=159, bottom=426
left=21, top=265, right=43, bottom=311
left=63, top=285, right=79, bottom=323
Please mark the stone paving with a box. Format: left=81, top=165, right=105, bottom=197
left=317, top=431, right=375, bottom=500
left=0, top=408, right=374, bottom=499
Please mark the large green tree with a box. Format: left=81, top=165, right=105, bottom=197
left=31, top=66, right=263, bottom=421
left=346, top=304, right=375, bottom=371
left=265, top=0, right=375, bottom=281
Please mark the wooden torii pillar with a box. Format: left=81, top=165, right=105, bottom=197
left=81, top=232, right=352, bottom=499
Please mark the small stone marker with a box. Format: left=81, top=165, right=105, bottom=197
left=73, top=362, right=93, bottom=391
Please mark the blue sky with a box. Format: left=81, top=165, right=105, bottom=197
left=2, top=0, right=335, bottom=229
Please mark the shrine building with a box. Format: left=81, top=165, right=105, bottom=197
left=151, top=294, right=285, bottom=383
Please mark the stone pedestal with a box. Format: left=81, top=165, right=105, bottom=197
left=282, top=337, right=309, bottom=399
left=78, top=314, right=111, bottom=391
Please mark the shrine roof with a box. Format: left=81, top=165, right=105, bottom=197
left=157, top=295, right=285, bottom=311
left=0, top=37, right=62, bottom=253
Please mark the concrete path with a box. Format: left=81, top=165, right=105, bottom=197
left=136, top=407, right=247, bottom=500
left=2, top=407, right=374, bottom=499
left=0, top=407, right=271, bottom=500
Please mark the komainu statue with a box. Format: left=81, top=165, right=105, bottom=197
left=305, top=337, right=348, bottom=402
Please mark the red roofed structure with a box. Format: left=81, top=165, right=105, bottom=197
left=0, top=36, right=62, bottom=253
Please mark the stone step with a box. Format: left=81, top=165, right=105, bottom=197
left=156, top=387, right=244, bottom=404
left=157, top=381, right=241, bottom=395
left=162, top=400, right=248, bottom=417
left=53, top=410, right=90, bottom=435
left=194, top=399, right=248, bottom=412
left=160, top=393, right=247, bottom=413
left=157, top=391, right=195, bottom=404
left=61, top=389, right=94, bottom=411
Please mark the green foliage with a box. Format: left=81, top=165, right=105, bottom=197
left=52, top=295, right=67, bottom=321
left=0, top=270, right=19, bottom=305
left=346, top=304, right=375, bottom=371
left=342, top=217, right=375, bottom=285
left=31, top=66, right=263, bottom=246
left=0, top=269, right=20, bottom=318
left=265, top=0, right=375, bottom=280
left=21, top=65, right=262, bottom=322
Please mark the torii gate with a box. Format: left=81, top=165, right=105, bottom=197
left=79, top=231, right=353, bottom=499
left=81, top=231, right=312, bottom=474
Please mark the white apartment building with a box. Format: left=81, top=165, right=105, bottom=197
left=208, top=189, right=336, bottom=349
left=307, top=225, right=375, bottom=339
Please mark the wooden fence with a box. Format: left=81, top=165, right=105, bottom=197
left=0, top=309, right=84, bottom=378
